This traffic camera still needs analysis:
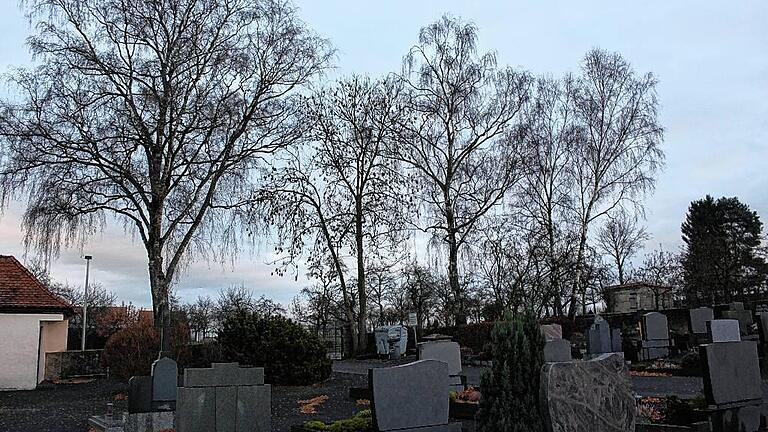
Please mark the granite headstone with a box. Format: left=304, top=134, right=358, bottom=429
left=151, top=357, right=178, bottom=405
left=708, top=319, right=741, bottom=343
left=587, top=316, right=613, bottom=355
left=722, top=302, right=754, bottom=334
left=544, top=338, right=573, bottom=363
left=689, top=307, right=715, bottom=335
left=541, top=324, right=563, bottom=341
left=700, top=341, right=762, bottom=408
left=370, top=360, right=461, bottom=432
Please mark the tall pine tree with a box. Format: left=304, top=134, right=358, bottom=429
left=477, top=311, right=546, bottom=432
left=681, top=195, right=767, bottom=305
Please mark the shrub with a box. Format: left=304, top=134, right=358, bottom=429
left=302, top=411, right=373, bottom=432
left=175, top=342, right=224, bottom=369
left=218, top=311, right=332, bottom=385
left=102, top=320, right=160, bottom=381
left=662, top=396, right=707, bottom=425
left=477, top=311, right=546, bottom=432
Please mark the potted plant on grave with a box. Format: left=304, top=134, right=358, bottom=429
left=448, top=387, right=482, bottom=419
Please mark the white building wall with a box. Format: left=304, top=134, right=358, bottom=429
left=0, top=313, right=66, bottom=390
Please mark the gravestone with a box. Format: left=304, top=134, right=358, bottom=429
left=544, top=338, right=572, bottom=363
left=640, top=312, right=671, bottom=360
left=177, top=363, right=270, bottom=432
left=417, top=341, right=463, bottom=391
left=722, top=302, right=754, bottom=334
left=689, top=307, right=715, bottom=335
left=128, top=358, right=178, bottom=414
left=757, top=312, right=768, bottom=344
left=708, top=319, right=741, bottom=343
left=540, top=353, right=635, bottom=432
left=699, top=341, right=762, bottom=408
left=611, top=328, right=622, bottom=353
left=587, top=316, right=613, bottom=355
left=151, top=357, right=178, bottom=409
left=541, top=324, right=563, bottom=341
left=370, top=360, right=461, bottom=432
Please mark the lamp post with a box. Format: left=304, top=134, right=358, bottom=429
left=81, top=255, right=92, bottom=351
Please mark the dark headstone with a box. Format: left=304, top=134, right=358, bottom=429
left=611, top=328, right=622, bottom=353
left=722, top=302, right=754, bottom=334
left=544, top=338, right=572, bottom=363
left=540, top=353, right=635, bottom=432
left=689, top=307, right=714, bottom=335
left=151, top=357, right=178, bottom=403
left=128, top=375, right=152, bottom=414
left=370, top=360, right=461, bottom=432
left=700, top=341, right=761, bottom=408
left=640, top=312, right=671, bottom=360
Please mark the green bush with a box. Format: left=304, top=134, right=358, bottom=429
left=477, top=311, right=546, bottom=432
left=218, top=311, right=332, bottom=385
left=175, top=342, right=224, bottom=369
left=101, top=320, right=160, bottom=381
left=302, top=411, right=373, bottom=432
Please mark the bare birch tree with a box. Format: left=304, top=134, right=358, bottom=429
left=397, top=16, right=532, bottom=324
left=0, top=0, right=332, bottom=354
left=566, top=49, right=664, bottom=318
left=595, top=209, right=649, bottom=284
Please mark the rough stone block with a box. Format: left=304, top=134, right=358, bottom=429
left=370, top=360, right=450, bottom=431
left=689, top=307, right=714, bottom=335
left=540, top=353, right=635, bottom=432
left=417, top=341, right=462, bottom=375
left=700, top=341, right=761, bottom=408
left=544, top=339, right=572, bottom=363
left=708, top=319, right=741, bottom=343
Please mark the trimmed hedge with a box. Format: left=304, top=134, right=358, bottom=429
left=218, top=311, right=332, bottom=385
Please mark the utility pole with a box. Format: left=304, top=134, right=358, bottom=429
left=81, top=255, right=92, bottom=351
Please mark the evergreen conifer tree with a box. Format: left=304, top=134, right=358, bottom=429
left=477, top=311, right=546, bottom=432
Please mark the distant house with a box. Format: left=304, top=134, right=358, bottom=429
left=605, top=282, right=674, bottom=314
left=0, top=255, right=73, bottom=390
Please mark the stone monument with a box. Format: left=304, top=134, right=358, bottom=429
left=640, top=312, right=671, bottom=360
left=540, top=353, right=635, bottom=432
left=370, top=360, right=461, bottom=432
left=177, top=363, right=270, bottom=432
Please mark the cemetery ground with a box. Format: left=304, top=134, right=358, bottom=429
left=0, top=356, right=743, bottom=432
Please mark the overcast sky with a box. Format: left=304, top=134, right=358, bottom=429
left=0, top=1, right=766, bottom=308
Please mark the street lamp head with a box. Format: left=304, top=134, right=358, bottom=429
left=84, top=255, right=93, bottom=260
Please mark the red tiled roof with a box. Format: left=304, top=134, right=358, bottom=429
left=0, top=255, right=74, bottom=314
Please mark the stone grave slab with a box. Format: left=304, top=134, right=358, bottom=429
left=757, top=312, right=768, bottom=344
left=722, top=302, right=754, bottom=334
left=540, top=353, right=635, bottom=432
left=370, top=359, right=460, bottom=432
left=544, top=339, right=572, bottom=363
left=541, top=324, right=563, bottom=341
left=417, top=341, right=462, bottom=375
left=689, top=307, right=714, bottom=335
left=708, top=319, right=741, bottom=343
left=700, top=341, right=761, bottom=408
left=177, top=363, right=270, bottom=432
